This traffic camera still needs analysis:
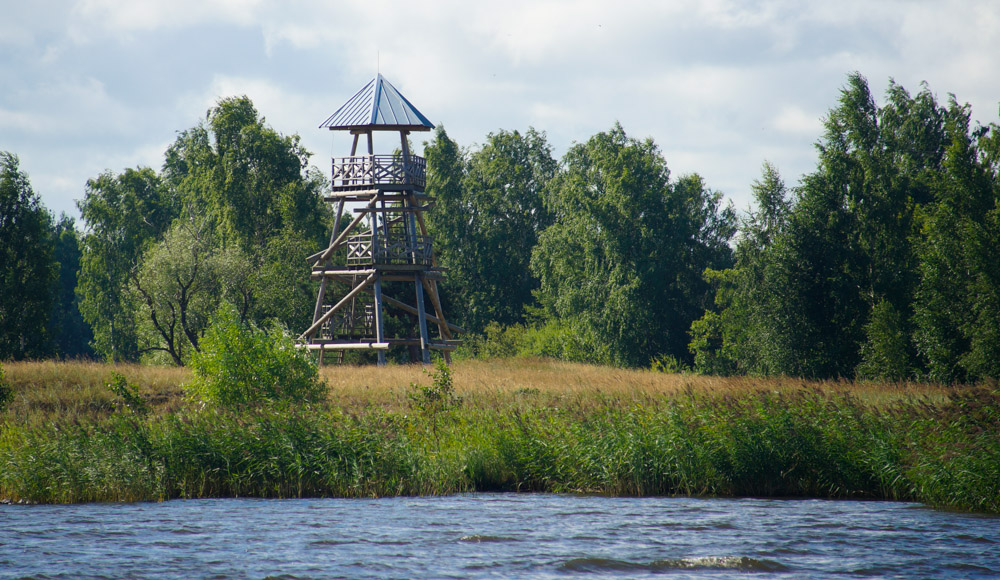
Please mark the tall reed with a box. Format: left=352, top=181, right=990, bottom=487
left=0, top=361, right=995, bottom=512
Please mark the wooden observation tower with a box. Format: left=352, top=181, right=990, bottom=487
left=300, top=74, right=462, bottom=365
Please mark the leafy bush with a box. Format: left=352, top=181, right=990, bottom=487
left=456, top=322, right=525, bottom=360
left=458, top=320, right=606, bottom=365
left=650, top=354, right=691, bottom=374
left=184, top=303, right=326, bottom=407
left=106, top=372, right=149, bottom=416
left=408, top=358, right=461, bottom=414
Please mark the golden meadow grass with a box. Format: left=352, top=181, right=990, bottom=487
left=4, top=358, right=950, bottom=415
left=1, top=358, right=995, bottom=511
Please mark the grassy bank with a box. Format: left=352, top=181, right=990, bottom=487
left=1, top=360, right=997, bottom=512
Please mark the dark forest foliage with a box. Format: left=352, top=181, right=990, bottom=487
left=690, top=74, right=1000, bottom=381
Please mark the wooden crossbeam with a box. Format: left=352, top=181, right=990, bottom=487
left=305, top=342, right=389, bottom=350
left=381, top=294, right=465, bottom=335
left=380, top=339, right=458, bottom=351
left=352, top=205, right=432, bottom=213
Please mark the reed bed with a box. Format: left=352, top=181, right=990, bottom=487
left=0, top=360, right=994, bottom=512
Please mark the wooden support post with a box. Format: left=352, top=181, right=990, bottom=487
left=422, top=277, right=454, bottom=364
left=373, top=273, right=386, bottom=367
left=400, top=130, right=411, bottom=186
left=369, top=202, right=386, bottom=367
left=421, top=277, right=453, bottom=340
left=415, top=272, right=430, bottom=364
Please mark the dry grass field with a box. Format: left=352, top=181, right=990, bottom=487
left=4, top=357, right=952, bottom=420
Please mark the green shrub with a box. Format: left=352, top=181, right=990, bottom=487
left=409, top=358, right=461, bottom=414
left=106, top=372, right=149, bottom=417
left=456, top=322, right=525, bottom=360
left=650, top=354, right=691, bottom=374
left=184, top=303, right=326, bottom=408
left=518, top=320, right=605, bottom=363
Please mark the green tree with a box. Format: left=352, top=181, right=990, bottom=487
left=689, top=161, right=791, bottom=375
left=0, top=152, right=55, bottom=359
left=692, top=75, right=999, bottom=381
left=77, top=167, right=178, bottom=361
left=250, top=230, right=324, bottom=331
left=423, top=126, right=466, bottom=326
left=531, top=124, right=735, bottom=367
left=857, top=299, right=912, bottom=381
left=48, top=215, right=93, bottom=359
left=162, top=96, right=328, bottom=335
left=164, top=95, right=328, bottom=252
left=913, top=99, right=1000, bottom=382
left=131, top=216, right=252, bottom=365
left=425, top=127, right=556, bottom=332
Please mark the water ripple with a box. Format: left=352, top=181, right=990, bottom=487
left=559, top=555, right=790, bottom=573
left=458, top=534, right=518, bottom=543
left=2, top=495, right=997, bottom=580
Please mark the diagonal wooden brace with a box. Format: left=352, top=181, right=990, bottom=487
left=306, top=197, right=379, bottom=265
left=300, top=272, right=376, bottom=339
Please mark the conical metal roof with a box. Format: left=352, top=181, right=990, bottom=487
left=320, top=74, right=434, bottom=132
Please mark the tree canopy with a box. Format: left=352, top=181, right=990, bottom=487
left=76, top=96, right=329, bottom=364
left=425, top=127, right=556, bottom=334
left=690, top=73, right=1000, bottom=381
left=0, top=152, right=56, bottom=359
left=530, top=124, right=735, bottom=367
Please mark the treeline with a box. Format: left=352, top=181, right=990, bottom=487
left=1, top=97, right=330, bottom=364
left=423, top=125, right=734, bottom=368
left=0, top=153, right=91, bottom=359
left=2, top=73, right=998, bottom=381
left=427, top=73, right=1000, bottom=382
left=692, top=74, right=1000, bottom=382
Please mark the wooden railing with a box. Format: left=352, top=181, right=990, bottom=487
left=331, top=155, right=426, bottom=190
left=346, top=233, right=433, bottom=267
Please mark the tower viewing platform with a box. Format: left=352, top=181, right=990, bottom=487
left=329, top=154, right=426, bottom=194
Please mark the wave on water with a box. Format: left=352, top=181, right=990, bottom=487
left=560, top=555, right=789, bottom=573
left=650, top=521, right=736, bottom=531
left=944, top=563, right=997, bottom=574
left=955, top=534, right=995, bottom=544
left=459, top=534, right=518, bottom=543
left=308, top=539, right=354, bottom=546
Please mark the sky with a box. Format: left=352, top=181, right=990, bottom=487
left=3, top=0, right=1000, bottom=222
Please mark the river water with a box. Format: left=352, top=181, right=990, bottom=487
left=1, top=494, right=997, bottom=579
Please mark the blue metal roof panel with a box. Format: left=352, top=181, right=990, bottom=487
left=320, top=74, right=434, bottom=131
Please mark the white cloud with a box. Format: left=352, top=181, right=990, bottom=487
left=0, top=108, right=59, bottom=133
left=70, top=0, right=266, bottom=36
left=772, top=106, right=823, bottom=137
left=3, top=0, right=999, bottom=220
